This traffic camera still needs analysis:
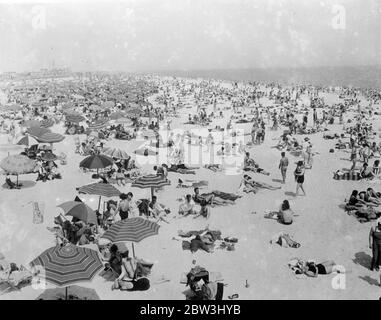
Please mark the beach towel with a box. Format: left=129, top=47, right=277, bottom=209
left=32, top=202, right=44, bottom=224
left=333, top=171, right=361, bottom=181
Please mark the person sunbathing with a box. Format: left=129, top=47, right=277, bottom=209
left=242, top=175, right=281, bottom=191
left=166, top=163, right=197, bottom=175
left=204, top=164, right=222, bottom=172
left=177, top=179, right=208, bottom=188
left=264, top=200, right=294, bottom=225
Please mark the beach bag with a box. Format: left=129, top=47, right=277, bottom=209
left=329, top=149, right=334, bottom=153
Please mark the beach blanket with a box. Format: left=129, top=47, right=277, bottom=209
left=32, top=202, right=44, bottom=224
left=333, top=171, right=361, bottom=181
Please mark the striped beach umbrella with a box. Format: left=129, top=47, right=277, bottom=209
left=30, top=245, right=103, bottom=290
left=131, top=174, right=170, bottom=200
left=17, top=135, right=39, bottom=147
left=102, top=147, right=130, bottom=160
left=115, top=117, right=133, bottom=126
left=88, top=118, right=109, bottom=131
left=40, top=118, right=55, bottom=128
left=35, top=132, right=65, bottom=144
left=77, top=182, right=121, bottom=211
left=101, top=217, right=160, bottom=256
left=66, top=113, right=85, bottom=124
left=109, top=111, right=126, bottom=120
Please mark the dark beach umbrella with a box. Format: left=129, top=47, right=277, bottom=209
left=27, top=126, right=51, bottom=138
left=79, top=154, right=114, bottom=172
left=57, top=201, right=97, bottom=225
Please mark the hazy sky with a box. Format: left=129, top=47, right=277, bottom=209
left=0, top=0, right=381, bottom=72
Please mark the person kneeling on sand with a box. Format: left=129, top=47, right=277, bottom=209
left=179, top=194, right=196, bottom=216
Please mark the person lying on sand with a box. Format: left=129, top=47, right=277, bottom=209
left=242, top=175, right=281, bottom=191
left=288, top=259, right=347, bottom=277
left=177, top=179, right=208, bottom=188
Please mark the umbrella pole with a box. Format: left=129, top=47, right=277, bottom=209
left=65, top=286, right=68, bottom=300
left=151, top=187, right=154, bottom=201
left=97, top=196, right=101, bottom=212
left=132, top=242, right=136, bottom=258
left=16, top=174, right=19, bottom=187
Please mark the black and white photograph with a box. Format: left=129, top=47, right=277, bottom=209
left=0, top=0, right=380, bottom=302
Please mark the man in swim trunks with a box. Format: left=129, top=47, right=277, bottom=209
left=279, top=152, right=289, bottom=184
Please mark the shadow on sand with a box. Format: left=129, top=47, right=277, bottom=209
left=353, top=251, right=372, bottom=270
left=359, top=275, right=379, bottom=287
left=285, top=191, right=296, bottom=197
left=272, top=178, right=283, bottom=183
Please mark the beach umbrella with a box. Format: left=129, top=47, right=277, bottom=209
left=115, top=117, right=133, bottom=126
left=88, top=104, right=102, bottom=112
left=40, top=152, right=58, bottom=162
left=109, top=111, right=126, bottom=120
left=101, top=217, right=160, bottom=257
left=17, top=135, right=39, bottom=147
left=88, top=118, right=109, bottom=131
left=34, top=132, right=65, bottom=144
left=79, top=154, right=114, bottom=174
left=131, top=174, right=170, bottom=200
left=27, top=126, right=51, bottom=138
left=125, top=107, right=141, bottom=117
left=21, top=119, right=41, bottom=128
left=36, top=285, right=100, bottom=300
left=30, top=244, right=103, bottom=299
left=57, top=201, right=97, bottom=225
left=40, top=118, right=54, bottom=128
left=77, top=182, right=121, bottom=211
left=141, top=129, right=157, bottom=140
left=0, top=154, right=36, bottom=186
left=66, top=113, right=85, bottom=123
left=102, top=147, right=130, bottom=160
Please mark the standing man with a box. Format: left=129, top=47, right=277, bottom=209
left=279, top=152, right=289, bottom=184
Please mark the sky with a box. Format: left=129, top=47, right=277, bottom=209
left=0, top=0, right=381, bottom=72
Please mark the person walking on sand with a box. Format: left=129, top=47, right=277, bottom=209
left=279, top=152, right=289, bottom=184
left=294, top=161, right=306, bottom=196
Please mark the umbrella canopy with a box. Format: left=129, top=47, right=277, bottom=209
left=35, top=132, right=65, bottom=144
left=132, top=174, right=170, bottom=189
left=115, top=117, right=133, bottom=126
left=27, top=126, right=51, bottom=138
left=21, top=119, right=41, bottom=128
left=30, top=245, right=103, bottom=287
left=125, top=107, right=141, bottom=117
left=66, top=113, right=85, bottom=123
left=40, top=152, right=58, bottom=162
left=17, top=135, right=39, bottom=147
left=40, top=118, right=55, bottom=128
left=79, top=154, right=114, bottom=170
left=57, top=201, right=97, bottom=225
left=109, top=111, right=126, bottom=120
left=77, top=183, right=121, bottom=198
left=101, top=101, right=115, bottom=109
left=102, top=147, right=130, bottom=160
left=101, top=217, right=160, bottom=243
left=0, top=154, right=36, bottom=175
left=131, top=174, right=170, bottom=199
left=36, top=285, right=100, bottom=300
left=88, top=118, right=109, bottom=131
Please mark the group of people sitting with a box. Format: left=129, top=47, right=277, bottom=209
left=345, top=189, right=381, bottom=222
left=36, top=159, right=62, bottom=182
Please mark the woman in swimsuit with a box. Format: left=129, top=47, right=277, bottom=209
left=294, top=161, right=306, bottom=196
left=369, top=218, right=381, bottom=271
